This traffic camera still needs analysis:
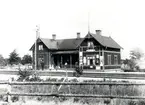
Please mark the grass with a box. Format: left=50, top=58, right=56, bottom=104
left=11, top=98, right=104, bottom=105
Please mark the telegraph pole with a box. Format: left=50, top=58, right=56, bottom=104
left=35, top=25, right=40, bottom=70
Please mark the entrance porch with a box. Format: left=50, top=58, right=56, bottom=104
left=51, top=51, right=79, bottom=69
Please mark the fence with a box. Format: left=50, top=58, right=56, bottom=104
left=1, top=80, right=145, bottom=104
left=1, top=70, right=145, bottom=104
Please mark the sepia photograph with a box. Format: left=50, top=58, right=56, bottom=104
left=0, top=0, right=145, bottom=105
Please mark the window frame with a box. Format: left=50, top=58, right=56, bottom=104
left=107, top=54, right=111, bottom=65
left=87, top=41, right=94, bottom=49
left=39, top=45, right=43, bottom=50
left=114, top=55, right=118, bottom=65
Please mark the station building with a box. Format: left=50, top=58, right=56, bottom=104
left=30, top=30, right=122, bottom=70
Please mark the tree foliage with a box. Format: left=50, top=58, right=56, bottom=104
left=130, top=48, right=144, bottom=60
left=21, top=54, right=32, bottom=65
left=126, top=48, right=145, bottom=71
left=0, top=54, right=7, bottom=66
left=123, top=58, right=136, bottom=70
left=8, top=49, right=21, bottom=65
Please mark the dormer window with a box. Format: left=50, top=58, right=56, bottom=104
left=39, top=45, right=43, bottom=50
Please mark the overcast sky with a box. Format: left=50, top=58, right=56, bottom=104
left=0, top=0, right=145, bottom=59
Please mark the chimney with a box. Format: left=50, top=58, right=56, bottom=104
left=52, top=34, right=56, bottom=40
left=77, top=32, right=80, bottom=39
left=95, top=30, right=102, bottom=35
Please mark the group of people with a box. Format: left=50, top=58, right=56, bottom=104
left=39, top=60, right=83, bottom=76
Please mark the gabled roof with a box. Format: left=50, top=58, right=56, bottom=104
left=30, top=32, right=122, bottom=50
left=58, top=38, right=83, bottom=49
left=85, top=33, right=122, bottom=49
left=40, top=38, right=59, bottom=49
left=30, top=37, right=84, bottom=50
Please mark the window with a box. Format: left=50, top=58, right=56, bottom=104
left=83, top=57, right=87, bottom=65
left=87, top=56, right=95, bottom=65
left=107, top=55, right=111, bottom=65
left=39, top=45, right=43, bottom=50
left=87, top=41, right=94, bottom=49
left=90, top=59, right=93, bottom=65
left=114, top=55, right=118, bottom=65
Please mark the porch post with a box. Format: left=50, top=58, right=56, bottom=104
left=46, top=52, right=49, bottom=69
left=102, top=48, right=105, bottom=70
left=70, top=55, right=72, bottom=68
left=99, top=46, right=100, bottom=65
left=57, top=55, right=59, bottom=67
left=48, top=52, right=51, bottom=69
left=61, top=55, right=63, bottom=68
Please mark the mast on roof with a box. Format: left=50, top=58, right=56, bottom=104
left=88, top=12, right=90, bottom=33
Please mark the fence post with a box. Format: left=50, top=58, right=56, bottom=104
left=109, top=84, right=113, bottom=105
left=7, top=78, right=12, bottom=105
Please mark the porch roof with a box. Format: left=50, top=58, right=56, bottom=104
left=52, top=51, right=78, bottom=54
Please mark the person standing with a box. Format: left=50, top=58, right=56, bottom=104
left=40, top=59, right=44, bottom=70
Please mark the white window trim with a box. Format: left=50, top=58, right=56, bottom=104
left=39, top=45, right=43, bottom=50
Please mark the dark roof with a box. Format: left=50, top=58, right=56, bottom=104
left=41, top=38, right=59, bottom=49
left=89, top=33, right=122, bottom=49
left=58, top=38, right=83, bottom=49
left=30, top=32, right=122, bottom=50
left=37, top=38, right=83, bottom=50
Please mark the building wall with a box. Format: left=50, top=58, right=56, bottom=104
left=106, top=47, right=120, bottom=52
left=32, top=41, right=50, bottom=69
left=79, top=37, right=103, bottom=69
left=104, top=65, right=121, bottom=69
left=104, top=51, right=121, bottom=69
left=31, top=38, right=121, bottom=70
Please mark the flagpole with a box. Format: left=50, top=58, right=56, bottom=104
left=88, top=11, right=90, bottom=33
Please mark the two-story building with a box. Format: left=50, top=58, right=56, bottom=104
left=30, top=30, right=122, bottom=70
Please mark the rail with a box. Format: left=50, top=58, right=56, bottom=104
left=1, top=70, right=145, bottom=79
left=1, top=81, right=145, bottom=85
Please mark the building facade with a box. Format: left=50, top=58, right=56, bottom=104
left=30, top=30, right=122, bottom=70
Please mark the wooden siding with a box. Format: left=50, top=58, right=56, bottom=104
left=31, top=36, right=121, bottom=70
left=104, top=51, right=121, bottom=69
left=32, top=41, right=50, bottom=69
left=104, top=65, right=121, bottom=69
left=105, top=47, right=120, bottom=52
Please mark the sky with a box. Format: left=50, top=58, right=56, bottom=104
left=0, top=0, right=145, bottom=59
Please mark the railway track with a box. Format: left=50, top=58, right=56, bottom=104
left=0, top=69, right=145, bottom=80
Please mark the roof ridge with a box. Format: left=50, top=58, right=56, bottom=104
left=40, top=37, right=84, bottom=41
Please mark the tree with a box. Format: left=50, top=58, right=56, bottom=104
left=130, top=48, right=144, bottom=60
left=8, top=49, right=21, bottom=65
left=21, top=54, right=32, bottom=65
left=129, top=48, right=144, bottom=70
left=0, top=54, right=7, bottom=67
